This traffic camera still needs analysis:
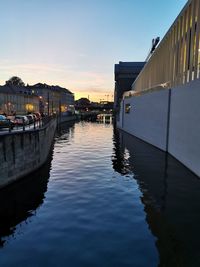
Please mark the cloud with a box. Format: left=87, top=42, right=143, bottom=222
left=0, top=61, right=114, bottom=101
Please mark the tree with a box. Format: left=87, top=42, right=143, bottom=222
left=5, top=76, right=25, bottom=86
left=75, top=98, right=90, bottom=107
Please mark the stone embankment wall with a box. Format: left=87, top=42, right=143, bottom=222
left=118, top=79, right=200, bottom=177
left=0, top=118, right=57, bottom=188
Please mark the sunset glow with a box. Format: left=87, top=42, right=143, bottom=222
left=0, top=0, right=187, bottom=101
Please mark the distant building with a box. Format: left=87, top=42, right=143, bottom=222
left=0, top=85, right=39, bottom=115
left=75, top=98, right=113, bottom=112
left=0, top=83, right=75, bottom=116
left=28, top=83, right=75, bottom=115
left=114, top=61, right=145, bottom=110
left=75, top=98, right=90, bottom=110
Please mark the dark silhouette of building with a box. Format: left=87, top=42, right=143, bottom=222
left=114, top=61, right=145, bottom=111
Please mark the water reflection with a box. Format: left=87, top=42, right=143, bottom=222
left=113, top=126, right=200, bottom=267
left=56, top=120, right=75, bottom=139
left=0, top=155, right=51, bottom=246
left=1, top=121, right=200, bottom=266
left=0, top=121, right=75, bottom=248
left=0, top=153, right=52, bottom=247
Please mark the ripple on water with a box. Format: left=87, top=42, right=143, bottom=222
left=0, top=122, right=158, bottom=267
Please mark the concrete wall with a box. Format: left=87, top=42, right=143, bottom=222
left=117, top=79, right=200, bottom=177
left=168, top=79, right=200, bottom=177
left=0, top=119, right=57, bottom=188
left=118, top=89, right=169, bottom=151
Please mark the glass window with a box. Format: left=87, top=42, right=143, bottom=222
left=125, top=104, right=131, bottom=114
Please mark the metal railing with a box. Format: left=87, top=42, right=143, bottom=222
left=126, top=0, right=199, bottom=95
left=0, top=115, right=56, bottom=134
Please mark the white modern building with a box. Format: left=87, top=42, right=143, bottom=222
left=117, top=0, right=200, bottom=177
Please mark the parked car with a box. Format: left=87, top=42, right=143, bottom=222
left=33, top=112, right=41, bottom=120
left=0, top=115, right=15, bottom=129
left=32, top=114, right=37, bottom=121
left=26, top=114, right=34, bottom=124
left=14, top=115, right=29, bottom=126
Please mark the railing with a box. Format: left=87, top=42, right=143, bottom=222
left=125, top=0, right=200, bottom=96
left=0, top=115, right=56, bottom=134
left=123, top=81, right=171, bottom=99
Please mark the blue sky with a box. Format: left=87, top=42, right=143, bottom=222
left=0, top=0, right=187, bottom=101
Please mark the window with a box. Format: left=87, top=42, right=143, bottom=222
left=125, top=103, right=131, bottom=114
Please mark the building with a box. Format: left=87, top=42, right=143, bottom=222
left=0, top=83, right=75, bottom=116
left=0, top=85, right=39, bottom=115
left=29, top=83, right=75, bottom=115
left=117, top=0, right=200, bottom=177
left=114, top=61, right=145, bottom=111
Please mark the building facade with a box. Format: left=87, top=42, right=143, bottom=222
left=114, top=62, right=145, bottom=110
left=125, top=0, right=200, bottom=95
left=29, top=83, right=75, bottom=115
left=0, top=83, right=75, bottom=116
left=0, top=85, right=39, bottom=115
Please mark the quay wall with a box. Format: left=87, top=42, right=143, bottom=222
left=0, top=119, right=57, bottom=188
left=118, top=79, right=200, bottom=177
left=119, top=90, right=169, bottom=151
left=168, top=79, right=200, bottom=177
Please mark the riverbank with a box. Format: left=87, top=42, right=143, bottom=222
left=0, top=118, right=57, bottom=188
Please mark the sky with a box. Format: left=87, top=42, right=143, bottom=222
left=0, top=0, right=187, bottom=102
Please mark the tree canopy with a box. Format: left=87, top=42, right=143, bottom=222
left=5, top=76, right=25, bottom=86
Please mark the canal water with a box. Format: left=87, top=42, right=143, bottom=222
left=0, top=121, right=200, bottom=267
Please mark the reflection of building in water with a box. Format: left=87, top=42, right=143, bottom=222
left=56, top=120, right=75, bottom=141
left=97, top=114, right=113, bottom=124
left=0, top=120, right=75, bottom=247
left=0, top=121, right=76, bottom=247
left=112, top=125, right=131, bottom=175
left=0, top=151, right=52, bottom=247
left=112, top=127, right=200, bottom=267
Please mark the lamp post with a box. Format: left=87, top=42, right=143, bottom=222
left=8, top=102, right=11, bottom=115
left=39, top=96, right=44, bottom=115
left=47, top=92, right=50, bottom=116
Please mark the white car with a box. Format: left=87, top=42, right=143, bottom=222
left=15, top=115, right=29, bottom=126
